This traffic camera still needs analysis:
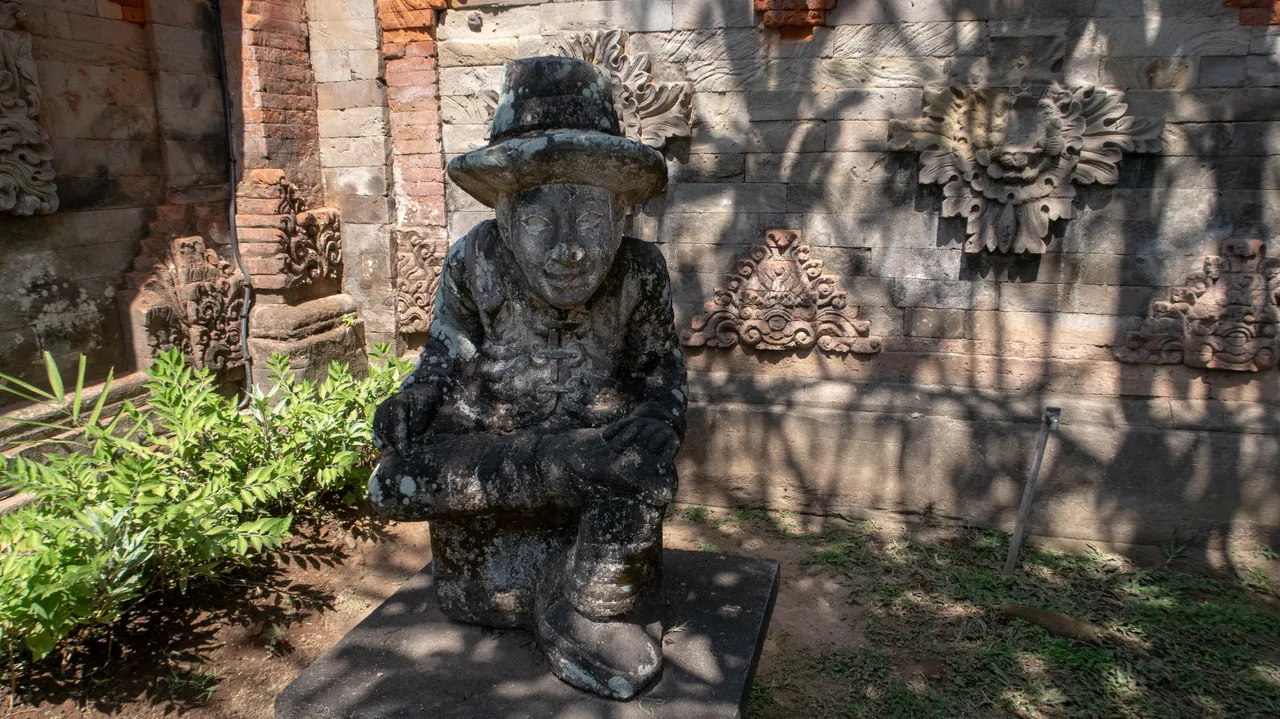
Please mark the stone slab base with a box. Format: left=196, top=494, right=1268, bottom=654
left=274, top=550, right=780, bottom=719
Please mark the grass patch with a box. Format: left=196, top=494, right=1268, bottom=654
left=756, top=526, right=1280, bottom=719
left=681, top=506, right=710, bottom=523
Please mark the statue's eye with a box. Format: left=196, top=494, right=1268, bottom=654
left=577, top=212, right=604, bottom=231
left=521, top=215, right=551, bottom=233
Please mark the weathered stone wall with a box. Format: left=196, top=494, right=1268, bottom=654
left=432, top=0, right=1280, bottom=552
left=0, top=0, right=230, bottom=383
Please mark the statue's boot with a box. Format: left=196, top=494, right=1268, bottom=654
left=537, top=596, right=662, bottom=700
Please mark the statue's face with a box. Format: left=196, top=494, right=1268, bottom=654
left=500, top=184, right=622, bottom=309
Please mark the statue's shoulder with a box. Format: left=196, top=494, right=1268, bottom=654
left=617, top=236, right=667, bottom=272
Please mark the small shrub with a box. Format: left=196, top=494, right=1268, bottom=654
left=0, top=347, right=409, bottom=662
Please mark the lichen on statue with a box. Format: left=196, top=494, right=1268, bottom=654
left=368, top=56, right=686, bottom=701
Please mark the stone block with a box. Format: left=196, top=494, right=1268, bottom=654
left=437, top=5, right=539, bottom=40
left=1099, top=57, right=1196, bottom=90
left=349, top=50, right=382, bottom=80
left=891, top=278, right=1000, bottom=311
left=324, top=166, right=389, bottom=197
left=334, top=195, right=392, bottom=224
left=310, top=0, right=379, bottom=21
left=248, top=320, right=368, bottom=387
left=438, top=38, right=519, bottom=67
left=311, top=50, right=353, bottom=83
left=669, top=183, right=788, bottom=214
left=319, top=107, right=389, bottom=139
left=1080, top=16, right=1251, bottom=58
left=538, top=0, right=674, bottom=34
left=801, top=210, right=941, bottom=248
left=672, top=0, right=755, bottom=29
left=691, top=120, right=825, bottom=154
left=274, top=550, right=778, bottom=719
left=441, top=123, right=489, bottom=154
left=672, top=153, right=746, bottom=183
left=317, top=79, right=385, bottom=110
left=828, top=21, right=985, bottom=58
left=824, top=120, right=891, bottom=151
left=825, top=0, right=953, bottom=23
left=745, top=91, right=835, bottom=121
left=872, top=247, right=963, bottom=280
left=1246, top=55, right=1280, bottom=86
left=321, top=136, right=390, bottom=167
left=1229, top=122, right=1280, bottom=155
left=1199, top=55, right=1248, bottom=87
left=311, top=18, right=381, bottom=52
left=904, top=307, right=967, bottom=339
left=439, top=65, right=502, bottom=96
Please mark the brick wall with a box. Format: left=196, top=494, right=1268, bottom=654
left=0, top=0, right=229, bottom=384
left=432, top=0, right=1280, bottom=551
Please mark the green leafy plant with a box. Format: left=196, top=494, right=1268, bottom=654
left=0, top=347, right=409, bottom=663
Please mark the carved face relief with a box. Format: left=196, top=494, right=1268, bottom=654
left=500, top=184, right=622, bottom=309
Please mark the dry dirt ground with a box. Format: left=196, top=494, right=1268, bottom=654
left=3, top=507, right=1277, bottom=719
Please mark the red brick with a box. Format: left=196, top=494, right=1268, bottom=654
left=386, top=68, right=438, bottom=88
left=236, top=198, right=285, bottom=214
left=1238, top=7, right=1280, bottom=23
left=388, top=84, right=438, bottom=111
left=405, top=40, right=437, bottom=58
left=393, top=154, right=443, bottom=170
left=395, top=165, right=445, bottom=185
left=400, top=181, right=445, bottom=197
left=383, top=28, right=435, bottom=43
left=392, top=110, right=440, bottom=126
left=394, top=138, right=441, bottom=154
left=391, top=122, right=439, bottom=142
left=383, top=42, right=406, bottom=59
left=242, top=46, right=309, bottom=65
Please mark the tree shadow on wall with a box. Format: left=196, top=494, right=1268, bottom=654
left=657, top=0, right=1280, bottom=573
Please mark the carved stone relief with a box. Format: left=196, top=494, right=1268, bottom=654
left=0, top=1, right=58, bottom=215
left=395, top=230, right=450, bottom=333
left=276, top=178, right=342, bottom=289
left=889, top=84, right=1164, bottom=254
left=753, top=0, right=836, bottom=28
left=127, top=236, right=245, bottom=371
left=1116, top=239, right=1279, bottom=372
left=681, top=229, right=882, bottom=354
left=557, top=30, right=692, bottom=151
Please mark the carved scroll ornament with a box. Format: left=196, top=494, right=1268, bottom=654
left=1116, top=239, right=1279, bottom=372
left=889, top=84, right=1163, bottom=254
left=0, top=1, right=58, bottom=215
left=557, top=30, right=692, bottom=150
left=276, top=179, right=342, bottom=289
left=681, top=229, right=881, bottom=354
left=132, top=236, right=245, bottom=371
left=395, top=230, right=449, bottom=333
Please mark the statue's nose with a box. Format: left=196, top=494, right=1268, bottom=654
left=551, top=243, right=586, bottom=265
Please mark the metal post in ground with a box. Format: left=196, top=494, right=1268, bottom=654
left=1003, top=406, right=1062, bottom=576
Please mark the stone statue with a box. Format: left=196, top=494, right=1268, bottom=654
left=368, top=57, right=685, bottom=701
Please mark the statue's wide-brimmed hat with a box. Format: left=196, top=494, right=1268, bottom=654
left=447, top=56, right=668, bottom=209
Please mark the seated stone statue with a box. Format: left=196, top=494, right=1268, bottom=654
left=368, top=56, right=686, bottom=700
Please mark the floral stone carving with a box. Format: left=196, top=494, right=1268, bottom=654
left=1116, top=239, right=1280, bottom=372
left=0, top=1, right=58, bottom=215
left=395, top=230, right=449, bottom=333
left=557, top=29, right=692, bottom=151
left=889, top=84, right=1163, bottom=254
left=129, top=236, right=245, bottom=371
left=276, top=178, right=341, bottom=289
left=681, top=229, right=882, bottom=354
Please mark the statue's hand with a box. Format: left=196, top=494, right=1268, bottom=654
left=601, top=418, right=679, bottom=464
left=373, top=384, right=442, bottom=454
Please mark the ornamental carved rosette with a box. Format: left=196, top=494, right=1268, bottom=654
left=557, top=30, right=692, bottom=151
left=128, top=236, right=246, bottom=371
left=0, top=1, right=58, bottom=215
left=889, top=84, right=1163, bottom=254
left=1116, top=239, right=1280, bottom=372
left=682, top=229, right=881, bottom=355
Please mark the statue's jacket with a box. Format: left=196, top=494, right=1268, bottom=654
left=379, top=220, right=688, bottom=519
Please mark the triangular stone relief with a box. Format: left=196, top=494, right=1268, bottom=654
left=125, top=236, right=246, bottom=372
left=1116, top=239, right=1279, bottom=372
left=889, top=84, right=1163, bottom=255
left=681, top=229, right=881, bottom=354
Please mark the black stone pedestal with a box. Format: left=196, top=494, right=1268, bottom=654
left=275, top=549, right=779, bottom=719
